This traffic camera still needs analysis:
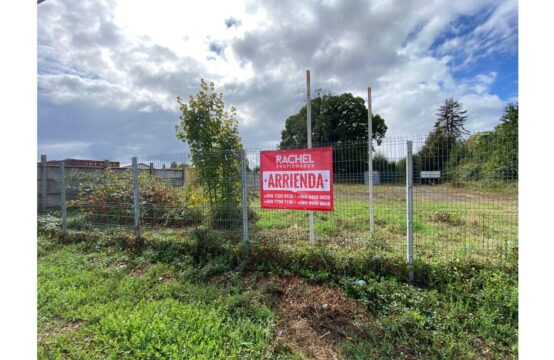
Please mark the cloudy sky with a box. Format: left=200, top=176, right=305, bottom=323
left=37, top=0, right=518, bottom=161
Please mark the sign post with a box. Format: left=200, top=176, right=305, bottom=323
left=260, top=148, right=333, bottom=211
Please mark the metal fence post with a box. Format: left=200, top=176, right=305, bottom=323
left=132, top=157, right=141, bottom=239
left=149, top=162, right=154, bottom=175
left=240, top=150, right=249, bottom=249
left=368, top=86, right=374, bottom=237
left=60, top=162, right=67, bottom=234
left=40, top=154, right=47, bottom=211
left=307, top=70, right=315, bottom=243
left=406, top=141, right=414, bottom=281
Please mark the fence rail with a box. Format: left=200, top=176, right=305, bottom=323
left=38, top=133, right=518, bottom=264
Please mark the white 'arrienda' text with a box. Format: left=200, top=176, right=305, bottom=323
left=262, top=171, right=331, bottom=192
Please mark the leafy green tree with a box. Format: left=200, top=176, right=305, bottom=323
left=176, top=79, right=244, bottom=227
left=373, top=152, right=400, bottom=183
left=279, top=91, right=388, bottom=182
left=485, top=103, right=518, bottom=179
left=415, top=129, right=458, bottom=174
left=499, top=103, right=518, bottom=127
left=279, top=91, right=387, bottom=148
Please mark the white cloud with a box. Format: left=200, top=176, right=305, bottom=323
left=37, top=0, right=518, bottom=159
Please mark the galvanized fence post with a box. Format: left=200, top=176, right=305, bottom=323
left=306, top=70, right=315, bottom=243
left=60, top=162, right=67, bottom=234
left=368, top=87, right=374, bottom=238
left=240, top=150, right=249, bottom=250
left=406, top=141, right=414, bottom=281
left=132, top=157, right=141, bottom=239
left=40, top=154, right=47, bottom=211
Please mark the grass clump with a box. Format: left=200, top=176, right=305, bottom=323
left=38, top=239, right=275, bottom=359
left=341, top=259, right=517, bottom=359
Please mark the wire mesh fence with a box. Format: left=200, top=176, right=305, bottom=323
left=37, top=132, right=518, bottom=264
left=410, top=132, right=518, bottom=262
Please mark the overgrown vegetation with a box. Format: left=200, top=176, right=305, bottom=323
left=38, top=225, right=518, bottom=359
left=68, top=169, right=207, bottom=226
left=415, top=101, right=518, bottom=184
left=447, top=103, right=518, bottom=183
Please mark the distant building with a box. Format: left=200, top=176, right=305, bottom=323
left=42, top=159, right=120, bottom=168
left=121, top=163, right=150, bottom=170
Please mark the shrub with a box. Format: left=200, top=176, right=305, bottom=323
left=69, top=169, right=208, bottom=227
left=191, top=226, right=228, bottom=264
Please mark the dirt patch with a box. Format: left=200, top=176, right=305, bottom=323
left=128, top=264, right=148, bottom=278
left=60, top=320, right=82, bottom=332
left=203, top=273, right=370, bottom=359
left=38, top=319, right=84, bottom=345
left=270, top=277, right=369, bottom=360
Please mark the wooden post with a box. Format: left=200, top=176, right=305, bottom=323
left=149, top=162, right=154, bottom=175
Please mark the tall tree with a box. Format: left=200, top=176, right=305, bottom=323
left=176, top=79, right=243, bottom=226
left=434, top=98, right=469, bottom=139
left=279, top=91, right=387, bottom=148
left=279, top=91, right=388, bottom=181
left=415, top=98, right=469, bottom=174
left=498, top=103, right=518, bottom=129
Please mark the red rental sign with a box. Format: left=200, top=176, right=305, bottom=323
left=260, top=147, right=333, bottom=211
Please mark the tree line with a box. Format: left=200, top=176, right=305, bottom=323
left=175, top=80, right=518, bottom=222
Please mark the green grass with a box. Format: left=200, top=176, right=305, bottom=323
left=61, top=182, right=517, bottom=264
left=38, top=227, right=518, bottom=359
left=38, top=240, right=276, bottom=359
left=250, top=183, right=517, bottom=263
left=38, top=182, right=517, bottom=358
